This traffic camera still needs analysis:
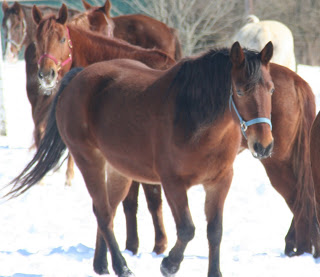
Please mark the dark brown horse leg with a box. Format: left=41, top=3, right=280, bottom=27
left=284, top=219, right=296, bottom=256
left=93, top=227, right=109, bottom=274
left=142, top=183, right=168, bottom=254
left=65, top=154, right=74, bottom=186
left=122, top=181, right=140, bottom=254
left=261, top=159, right=315, bottom=256
left=203, top=172, right=232, bottom=277
left=160, top=181, right=195, bottom=277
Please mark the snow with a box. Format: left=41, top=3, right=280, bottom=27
left=0, top=61, right=319, bottom=277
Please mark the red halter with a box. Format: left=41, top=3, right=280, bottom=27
left=37, top=27, right=73, bottom=72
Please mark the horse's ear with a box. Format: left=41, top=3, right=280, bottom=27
left=57, top=4, right=68, bottom=25
left=230, top=41, right=245, bottom=68
left=32, top=5, right=42, bottom=25
left=82, top=0, right=92, bottom=10
left=103, top=0, right=112, bottom=17
left=259, top=41, right=273, bottom=65
left=2, top=1, right=9, bottom=13
left=12, top=2, right=22, bottom=14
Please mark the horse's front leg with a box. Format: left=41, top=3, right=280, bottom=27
left=203, top=171, right=233, bottom=277
left=142, top=183, right=167, bottom=254
left=160, top=181, right=195, bottom=276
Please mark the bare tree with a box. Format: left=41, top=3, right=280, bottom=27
left=118, top=0, right=243, bottom=55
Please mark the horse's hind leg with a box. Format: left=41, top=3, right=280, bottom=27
left=142, top=183, right=167, bottom=254
left=261, top=159, right=314, bottom=256
left=70, top=147, right=133, bottom=276
left=94, top=228, right=109, bottom=274
left=122, top=181, right=140, bottom=254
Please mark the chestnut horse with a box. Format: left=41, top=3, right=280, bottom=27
left=1, top=0, right=79, bottom=62
left=8, top=42, right=275, bottom=277
left=82, top=0, right=182, bottom=60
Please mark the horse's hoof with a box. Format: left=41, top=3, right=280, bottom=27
left=119, top=266, right=134, bottom=277
left=160, top=257, right=180, bottom=277
left=125, top=245, right=138, bottom=255
left=93, top=262, right=109, bottom=275
left=153, top=242, right=167, bottom=255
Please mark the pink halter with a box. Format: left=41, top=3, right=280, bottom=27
left=37, top=27, right=73, bottom=72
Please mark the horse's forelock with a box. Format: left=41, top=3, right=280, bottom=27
left=37, top=16, right=60, bottom=39
left=243, top=49, right=263, bottom=88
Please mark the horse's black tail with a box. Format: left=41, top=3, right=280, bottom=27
left=4, top=67, right=84, bottom=198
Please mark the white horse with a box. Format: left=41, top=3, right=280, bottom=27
left=233, top=15, right=296, bottom=71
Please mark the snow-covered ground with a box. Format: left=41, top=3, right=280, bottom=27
left=0, top=61, right=319, bottom=277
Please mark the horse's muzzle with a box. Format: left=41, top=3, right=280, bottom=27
left=252, top=140, right=274, bottom=159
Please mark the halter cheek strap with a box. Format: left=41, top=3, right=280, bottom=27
left=37, top=27, right=73, bottom=72
left=229, top=93, right=272, bottom=139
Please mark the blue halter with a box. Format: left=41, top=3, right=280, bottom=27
left=229, top=92, right=272, bottom=140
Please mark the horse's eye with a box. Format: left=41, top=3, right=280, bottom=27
left=236, top=89, right=244, bottom=96
left=60, top=37, right=66, bottom=43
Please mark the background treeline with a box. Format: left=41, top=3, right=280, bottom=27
left=1, top=0, right=319, bottom=65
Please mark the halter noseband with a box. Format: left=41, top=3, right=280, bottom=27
left=37, top=27, right=73, bottom=72
left=229, top=87, right=272, bottom=139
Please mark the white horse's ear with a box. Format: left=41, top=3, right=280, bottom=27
left=259, top=41, right=273, bottom=65
left=230, top=41, right=245, bottom=68
left=32, top=5, right=42, bottom=25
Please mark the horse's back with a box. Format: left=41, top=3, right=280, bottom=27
left=113, top=14, right=177, bottom=59
left=234, top=17, right=296, bottom=71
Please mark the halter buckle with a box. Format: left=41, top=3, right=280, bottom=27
left=240, top=121, right=248, bottom=132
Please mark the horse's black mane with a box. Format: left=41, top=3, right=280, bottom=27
left=172, top=47, right=263, bottom=136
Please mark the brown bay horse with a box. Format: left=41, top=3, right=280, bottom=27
left=1, top=0, right=79, bottom=62
left=110, top=56, right=320, bottom=258
left=8, top=42, right=275, bottom=277
left=82, top=0, right=182, bottom=60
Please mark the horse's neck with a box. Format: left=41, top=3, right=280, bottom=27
left=70, top=27, right=166, bottom=69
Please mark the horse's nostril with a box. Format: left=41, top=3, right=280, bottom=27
left=50, top=69, right=56, bottom=79
left=254, top=142, right=263, bottom=154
